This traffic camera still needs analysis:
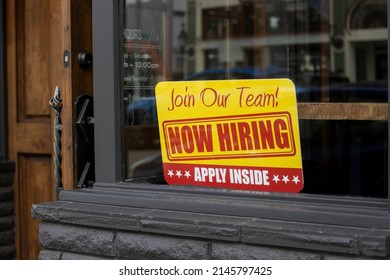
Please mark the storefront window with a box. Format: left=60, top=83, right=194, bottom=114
left=122, top=0, right=388, bottom=197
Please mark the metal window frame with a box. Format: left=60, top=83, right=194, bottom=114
left=0, top=0, right=7, bottom=161
left=93, top=0, right=123, bottom=182
left=92, top=0, right=390, bottom=213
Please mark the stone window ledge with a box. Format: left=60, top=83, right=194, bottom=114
left=31, top=184, right=390, bottom=258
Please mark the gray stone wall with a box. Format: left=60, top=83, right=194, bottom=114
left=37, top=222, right=365, bottom=260
left=32, top=199, right=390, bottom=260
left=0, top=161, right=16, bottom=259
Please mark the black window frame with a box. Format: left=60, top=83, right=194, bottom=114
left=90, top=0, right=390, bottom=227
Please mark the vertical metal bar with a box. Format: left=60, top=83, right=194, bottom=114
left=93, top=0, right=123, bottom=183
left=0, top=0, right=7, bottom=161
left=49, top=86, right=63, bottom=198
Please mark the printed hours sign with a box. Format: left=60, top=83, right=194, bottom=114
left=155, top=79, right=303, bottom=192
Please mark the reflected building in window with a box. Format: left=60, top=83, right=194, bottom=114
left=181, top=0, right=387, bottom=86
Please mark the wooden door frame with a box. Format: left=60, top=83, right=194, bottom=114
left=61, top=0, right=93, bottom=191
left=0, top=0, right=7, bottom=161
left=7, top=0, right=52, bottom=259
left=6, top=0, right=93, bottom=194
left=6, top=0, right=92, bottom=259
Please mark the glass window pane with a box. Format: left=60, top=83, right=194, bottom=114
left=122, top=0, right=388, bottom=197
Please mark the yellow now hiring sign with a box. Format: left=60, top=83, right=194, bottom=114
left=155, top=79, right=303, bottom=192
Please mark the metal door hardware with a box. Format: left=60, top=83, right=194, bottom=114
left=75, top=95, right=95, bottom=188
left=49, top=86, right=63, bottom=198
left=77, top=50, right=93, bottom=69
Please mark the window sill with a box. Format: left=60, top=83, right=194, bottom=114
left=32, top=184, right=390, bottom=258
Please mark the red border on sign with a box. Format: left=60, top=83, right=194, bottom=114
left=162, top=112, right=296, bottom=161
left=163, top=162, right=303, bottom=192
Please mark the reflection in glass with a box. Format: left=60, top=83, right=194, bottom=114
left=123, top=0, right=388, bottom=197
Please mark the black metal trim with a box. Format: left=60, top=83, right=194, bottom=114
left=75, top=95, right=95, bottom=188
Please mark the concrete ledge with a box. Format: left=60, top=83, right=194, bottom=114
left=32, top=199, right=390, bottom=259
